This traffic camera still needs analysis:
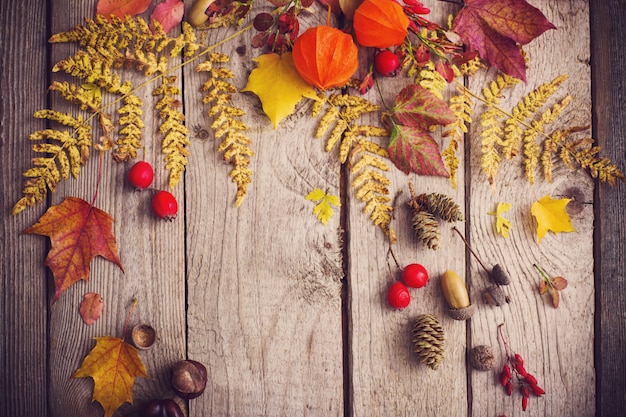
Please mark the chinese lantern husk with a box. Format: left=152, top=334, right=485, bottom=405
left=293, top=26, right=358, bottom=90
left=353, top=0, right=409, bottom=48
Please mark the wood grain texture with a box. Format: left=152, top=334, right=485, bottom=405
left=45, top=1, right=186, bottom=415
left=183, top=3, right=344, bottom=416
left=467, top=2, right=595, bottom=416
left=0, top=2, right=49, bottom=416
left=590, top=1, right=626, bottom=415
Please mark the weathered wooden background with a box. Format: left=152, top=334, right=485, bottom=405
left=1, top=0, right=624, bottom=416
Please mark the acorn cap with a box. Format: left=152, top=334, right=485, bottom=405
left=132, top=324, right=157, bottom=350
left=447, top=303, right=476, bottom=321
left=484, top=285, right=507, bottom=306
left=469, top=345, right=496, bottom=371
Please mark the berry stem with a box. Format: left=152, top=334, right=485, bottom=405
left=90, top=151, right=103, bottom=207
left=122, top=297, right=138, bottom=340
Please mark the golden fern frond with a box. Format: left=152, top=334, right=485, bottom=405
left=480, top=107, right=504, bottom=185
left=442, top=90, right=474, bottom=188
left=482, top=73, right=520, bottom=104
left=502, top=74, right=568, bottom=159
left=154, top=76, right=189, bottom=188
left=458, top=56, right=485, bottom=77
left=114, top=93, right=144, bottom=162
left=349, top=139, right=396, bottom=243
left=12, top=110, right=93, bottom=215
left=522, top=96, right=572, bottom=184
left=197, top=53, right=253, bottom=207
left=415, top=61, right=447, bottom=99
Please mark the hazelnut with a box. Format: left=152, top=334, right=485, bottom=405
left=469, top=345, right=496, bottom=371
left=171, top=360, right=207, bottom=399
left=132, top=324, right=157, bottom=350
left=137, top=399, right=184, bottom=417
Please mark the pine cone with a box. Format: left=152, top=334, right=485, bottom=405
left=412, top=313, right=445, bottom=370
left=417, top=193, right=464, bottom=222
left=412, top=210, right=440, bottom=250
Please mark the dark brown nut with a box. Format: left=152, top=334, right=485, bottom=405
left=469, top=345, right=496, bottom=371
left=132, top=324, right=157, bottom=350
left=490, top=264, right=510, bottom=285
left=171, top=360, right=208, bottom=399
left=484, top=285, right=507, bottom=306
left=137, top=399, right=184, bottom=417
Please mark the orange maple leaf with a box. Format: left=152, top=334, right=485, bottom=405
left=24, top=197, right=123, bottom=302
left=80, top=292, right=105, bottom=326
left=96, top=0, right=152, bottom=20
left=72, top=336, right=147, bottom=417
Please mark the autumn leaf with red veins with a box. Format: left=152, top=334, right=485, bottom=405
left=24, top=197, right=123, bottom=302
left=452, top=0, right=556, bottom=82
left=150, top=0, right=184, bottom=34
left=387, top=84, right=456, bottom=176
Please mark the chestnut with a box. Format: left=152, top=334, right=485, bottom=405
left=137, top=399, right=184, bottom=417
left=171, top=360, right=207, bottom=399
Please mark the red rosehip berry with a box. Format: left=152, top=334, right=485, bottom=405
left=514, top=353, right=524, bottom=365
left=515, top=362, right=528, bottom=377
left=530, top=383, right=545, bottom=396
left=505, top=380, right=513, bottom=396
left=374, top=50, right=401, bottom=77
left=387, top=281, right=410, bottom=309
left=152, top=190, right=178, bottom=220
left=401, top=263, right=429, bottom=288
left=522, top=395, right=529, bottom=411
left=127, top=160, right=154, bottom=190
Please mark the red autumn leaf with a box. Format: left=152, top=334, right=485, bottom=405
left=96, top=0, right=152, bottom=19
left=392, top=84, right=456, bottom=131
left=538, top=279, right=549, bottom=295
left=24, top=197, right=123, bottom=302
left=452, top=0, right=556, bottom=82
left=150, top=0, right=184, bottom=34
left=388, top=122, right=450, bottom=176
left=80, top=292, right=105, bottom=325
left=550, top=287, right=560, bottom=308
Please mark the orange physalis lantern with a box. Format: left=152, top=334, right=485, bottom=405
left=292, top=25, right=359, bottom=90
left=353, top=0, right=409, bottom=48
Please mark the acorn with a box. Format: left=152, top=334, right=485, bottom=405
left=171, top=360, right=208, bottom=399
left=469, top=345, right=496, bottom=371
left=484, top=285, right=508, bottom=306
left=440, top=269, right=476, bottom=321
left=132, top=324, right=157, bottom=350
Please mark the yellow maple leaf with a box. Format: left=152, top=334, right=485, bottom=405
left=306, top=188, right=341, bottom=225
left=488, top=202, right=513, bottom=238
left=531, top=194, right=576, bottom=243
left=72, top=336, right=147, bottom=417
left=242, top=52, right=319, bottom=129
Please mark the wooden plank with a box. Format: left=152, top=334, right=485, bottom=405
left=183, top=4, right=345, bottom=416
left=590, top=0, right=626, bottom=415
left=0, top=1, right=49, bottom=416
left=44, top=2, right=187, bottom=415
left=467, top=1, right=595, bottom=416
left=347, top=4, right=470, bottom=415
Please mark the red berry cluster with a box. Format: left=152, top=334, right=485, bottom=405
left=498, top=325, right=545, bottom=412
left=127, top=161, right=178, bottom=220
left=387, top=263, right=429, bottom=309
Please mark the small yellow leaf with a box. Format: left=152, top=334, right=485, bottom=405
left=242, top=52, right=319, bottom=129
left=488, top=202, right=513, bottom=238
left=531, top=194, right=576, bottom=243
left=306, top=188, right=341, bottom=225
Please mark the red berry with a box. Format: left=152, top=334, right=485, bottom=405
left=522, top=395, right=529, bottom=411
left=401, top=263, right=429, bottom=288
left=152, top=190, right=178, bottom=220
left=127, top=161, right=154, bottom=189
left=530, top=384, right=545, bottom=396
left=374, top=50, right=401, bottom=77
left=387, top=281, right=410, bottom=309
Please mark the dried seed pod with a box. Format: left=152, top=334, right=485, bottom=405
left=469, top=345, right=496, bottom=371
left=416, top=193, right=464, bottom=222
left=412, top=210, right=440, bottom=250
left=484, top=285, right=508, bottom=306
left=412, top=313, right=445, bottom=370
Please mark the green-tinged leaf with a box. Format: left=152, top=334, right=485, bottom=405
left=539, top=280, right=549, bottom=295
left=242, top=52, right=319, bottom=129
left=387, top=122, right=450, bottom=176
left=305, top=188, right=341, bottom=225
left=392, top=84, right=456, bottom=130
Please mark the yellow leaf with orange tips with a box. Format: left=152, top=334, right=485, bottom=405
left=531, top=194, right=576, bottom=243
left=242, top=52, right=319, bottom=129
left=72, top=336, right=147, bottom=417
